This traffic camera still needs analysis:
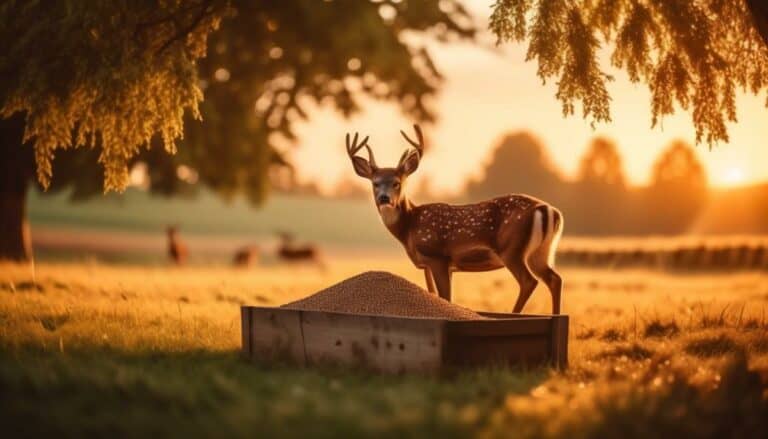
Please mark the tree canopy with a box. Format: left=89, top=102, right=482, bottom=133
left=0, top=0, right=229, bottom=192
left=490, top=0, right=768, bottom=144
left=1, top=0, right=474, bottom=201
left=174, top=0, right=475, bottom=204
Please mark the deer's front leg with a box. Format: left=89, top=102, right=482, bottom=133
left=427, top=260, right=452, bottom=302
left=423, top=268, right=436, bottom=293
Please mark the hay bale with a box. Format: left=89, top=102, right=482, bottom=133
left=282, top=271, right=484, bottom=320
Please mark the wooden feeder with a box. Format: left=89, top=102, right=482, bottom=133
left=241, top=306, right=568, bottom=374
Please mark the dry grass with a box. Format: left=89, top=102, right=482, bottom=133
left=1, top=259, right=768, bottom=437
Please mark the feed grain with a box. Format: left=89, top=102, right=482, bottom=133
left=282, top=271, right=484, bottom=320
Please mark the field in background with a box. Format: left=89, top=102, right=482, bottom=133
left=2, top=259, right=768, bottom=437
left=28, top=188, right=768, bottom=266
left=29, top=188, right=394, bottom=249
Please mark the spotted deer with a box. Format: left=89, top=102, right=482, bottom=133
left=345, top=126, right=564, bottom=314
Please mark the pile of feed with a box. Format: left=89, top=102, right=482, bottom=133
left=282, top=271, right=484, bottom=320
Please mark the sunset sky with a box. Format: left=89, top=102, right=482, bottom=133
left=283, top=1, right=765, bottom=196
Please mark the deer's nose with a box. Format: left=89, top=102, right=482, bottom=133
left=377, top=195, right=391, bottom=205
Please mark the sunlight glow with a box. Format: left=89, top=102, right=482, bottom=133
left=721, top=166, right=746, bottom=186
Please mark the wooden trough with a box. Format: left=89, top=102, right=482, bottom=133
left=241, top=306, right=568, bottom=374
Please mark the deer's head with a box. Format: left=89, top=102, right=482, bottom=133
left=346, top=125, right=424, bottom=213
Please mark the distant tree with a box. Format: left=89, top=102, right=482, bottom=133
left=577, top=137, right=625, bottom=187
left=569, top=137, right=629, bottom=233
left=645, top=140, right=709, bottom=232
left=650, top=140, right=708, bottom=192
left=465, top=132, right=563, bottom=202
left=490, top=0, right=768, bottom=145
left=0, top=0, right=475, bottom=260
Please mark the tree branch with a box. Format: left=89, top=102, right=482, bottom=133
left=155, top=0, right=216, bottom=56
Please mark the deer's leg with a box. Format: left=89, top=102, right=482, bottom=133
left=423, top=267, right=436, bottom=293
left=543, top=268, right=562, bottom=314
left=528, top=247, right=563, bottom=315
left=530, top=264, right=562, bottom=314
left=501, top=254, right=538, bottom=314
left=427, top=261, right=452, bottom=302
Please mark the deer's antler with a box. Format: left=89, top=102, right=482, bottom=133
left=399, top=124, right=425, bottom=157
left=345, top=132, right=376, bottom=168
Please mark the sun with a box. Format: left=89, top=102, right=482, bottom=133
left=721, top=166, right=746, bottom=186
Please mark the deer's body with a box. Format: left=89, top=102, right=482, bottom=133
left=166, top=226, right=188, bottom=265
left=381, top=195, right=557, bottom=270
left=233, top=246, right=259, bottom=267
left=346, top=126, right=564, bottom=314
left=276, top=232, right=324, bottom=268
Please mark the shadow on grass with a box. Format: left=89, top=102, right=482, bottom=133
left=0, top=347, right=548, bottom=438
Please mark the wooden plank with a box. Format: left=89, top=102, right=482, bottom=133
left=444, top=335, right=551, bottom=368
left=246, top=307, right=306, bottom=365
left=240, top=306, right=251, bottom=358
left=446, top=317, right=552, bottom=337
left=299, top=311, right=444, bottom=374
left=550, top=314, right=569, bottom=369
left=477, top=311, right=559, bottom=319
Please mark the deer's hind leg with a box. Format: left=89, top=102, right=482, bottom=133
left=497, top=205, right=551, bottom=314
left=527, top=207, right=564, bottom=314
left=528, top=250, right=562, bottom=314
left=496, top=236, right=538, bottom=313
left=501, top=253, right=539, bottom=314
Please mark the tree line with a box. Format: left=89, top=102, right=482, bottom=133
left=464, top=133, right=708, bottom=236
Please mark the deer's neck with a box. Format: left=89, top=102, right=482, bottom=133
left=379, top=197, right=415, bottom=243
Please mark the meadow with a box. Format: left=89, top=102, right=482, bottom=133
left=2, top=258, right=767, bottom=437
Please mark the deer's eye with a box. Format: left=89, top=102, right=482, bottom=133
left=393, top=182, right=400, bottom=189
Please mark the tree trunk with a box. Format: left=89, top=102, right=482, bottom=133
left=0, top=115, right=34, bottom=261
left=747, top=0, right=768, bottom=48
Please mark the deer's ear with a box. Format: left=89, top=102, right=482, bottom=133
left=351, top=156, right=374, bottom=179
left=398, top=149, right=420, bottom=176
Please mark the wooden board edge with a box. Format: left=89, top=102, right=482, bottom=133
left=477, top=311, right=568, bottom=319
left=550, top=314, right=569, bottom=369
left=445, top=317, right=553, bottom=337
left=240, top=306, right=252, bottom=358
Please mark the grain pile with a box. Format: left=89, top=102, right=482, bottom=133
left=282, top=271, right=484, bottom=320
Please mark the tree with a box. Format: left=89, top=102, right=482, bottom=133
left=645, top=140, right=708, bottom=232
left=577, top=137, right=625, bottom=187
left=490, top=0, right=768, bottom=145
left=572, top=137, right=628, bottom=234
left=465, top=132, right=563, bottom=201
left=0, top=0, right=475, bottom=260
left=0, top=0, right=228, bottom=261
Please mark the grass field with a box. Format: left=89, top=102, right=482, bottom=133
left=2, top=259, right=768, bottom=437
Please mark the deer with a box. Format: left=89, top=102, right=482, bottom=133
left=345, top=126, right=564, bottom=314
left=275, top=231, right=325, bottom=269
left=166, top=225, right=188, bottom=265
left=233, top=245, right=259, bottom=267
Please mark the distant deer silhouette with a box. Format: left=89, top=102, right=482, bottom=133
left=166, top=225, right=188, bottom=265
left=233, top=245, right=259, bottom=267
left=275, top=231, right=323, bottom=267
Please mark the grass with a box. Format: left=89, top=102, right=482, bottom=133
left=2, top=259, right=768, bottom=437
